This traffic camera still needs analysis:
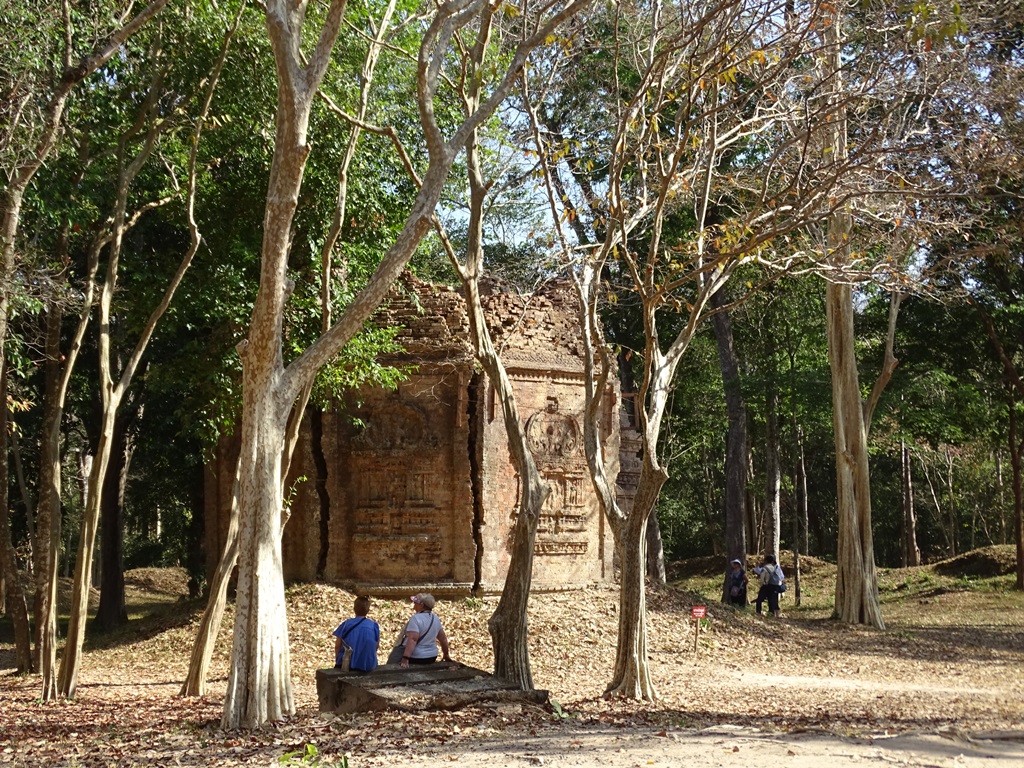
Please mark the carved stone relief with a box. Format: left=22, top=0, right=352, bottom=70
left=515, top=398, right=592, bottom=556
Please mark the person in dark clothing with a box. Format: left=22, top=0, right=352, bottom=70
left=726, top=559, right=748, bottom=607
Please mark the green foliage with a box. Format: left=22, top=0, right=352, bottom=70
left=279, top=743, right=348, bottom=768
left=549, top=699, right=577, bottom=720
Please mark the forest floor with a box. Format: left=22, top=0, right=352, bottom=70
left=2, top=547, right=1024, bottom=768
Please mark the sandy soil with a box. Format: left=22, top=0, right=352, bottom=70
left=2, top=563, right=1023, bottom=767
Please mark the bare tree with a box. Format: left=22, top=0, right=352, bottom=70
left=219, top=0, right=593, bottom=728
left=435, top=12, right=557, bottom=686
left=522, top=0, right=957, bottom=690
left=522, top=0, right=841, bottom=699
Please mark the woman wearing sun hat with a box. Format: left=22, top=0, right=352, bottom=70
left=397, top=593, right=452, bottom=668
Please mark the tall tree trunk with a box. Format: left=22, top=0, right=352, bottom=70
left=764, top=382, right=782, bottom=559
left=826, top=280, right=883, bottom=628
left=823, top=7, right=883, bottom=629
left=464, top=280, right=549, bottom=690
left=711, top=292, right=748, bottom=598
left=0, top=358, right=34, bottom=672
left=901, top=440, right=921, bottom=567
left=454, top=61, right=550, bottom=687
left=34, top=299, right=64, bottom=685
left=1009, top=395, right=1023, bottom=591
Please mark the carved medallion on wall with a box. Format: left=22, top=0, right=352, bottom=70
left=516, top=399, right=591, bottom=557
left=525, top=400, right=581, bottom=470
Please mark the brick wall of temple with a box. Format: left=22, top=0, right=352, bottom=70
left=204, top=273, right=620, bottom=594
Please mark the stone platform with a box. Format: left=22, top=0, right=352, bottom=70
left=315, top=662, right=548, bottom=714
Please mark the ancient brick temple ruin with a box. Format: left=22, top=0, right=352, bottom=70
left=205, top=273, right=633, bottom=594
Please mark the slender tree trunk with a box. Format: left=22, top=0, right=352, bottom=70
left=901, top=440, right=921, bottom=567
left=1009, top=396, right=1023, bottom=591
left=944, top=449, right=958, bottom=556
left=765, top=383, right=782, bottom=559
left=798, top=433, right=809, bottom=556
left=0, top=358, right=33, bottom=672
left=791, top=467, right=801, bottom=606
left=711, top=293, right=748, bottom=598
left=918, top=452, right=952, bottom=554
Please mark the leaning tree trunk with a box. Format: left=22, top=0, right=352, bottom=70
left=606, top=460, right=665, bottom=699
left=181, top=479, right=239, bottom=697
left=58, top=406, right=119, bottom=696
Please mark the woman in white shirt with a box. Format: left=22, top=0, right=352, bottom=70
left=398, top=593, right=453, bottom=668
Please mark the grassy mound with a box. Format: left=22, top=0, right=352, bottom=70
left=931, top=544, right=1017, bottom=578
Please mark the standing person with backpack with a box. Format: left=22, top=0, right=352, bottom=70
left=332, top=596, right=381, bottom=672
left=754, top=554, right=785, bottom=617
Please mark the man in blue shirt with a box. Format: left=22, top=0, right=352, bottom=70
left=333, top=596, right=380, bottom=672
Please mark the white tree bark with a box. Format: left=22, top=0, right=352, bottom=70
left=822, top=8, right=883, bottom=630
left=221, top=0, right=594, bottom=728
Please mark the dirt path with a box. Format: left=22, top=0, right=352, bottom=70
left=392, top=725, right=1024, bottom=768
left=2, top=567, right=1024, bottom=767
